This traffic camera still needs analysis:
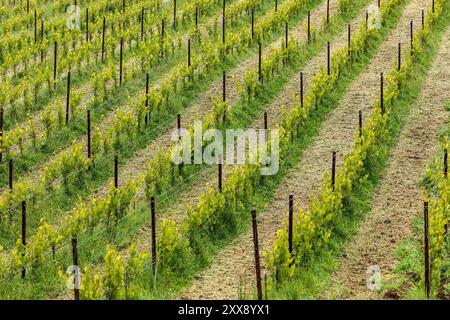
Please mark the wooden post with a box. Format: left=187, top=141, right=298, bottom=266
left=66, top=71, right=71, bottom=125
left=398, top=42, right=401, bottom=71
left=177, top=114, right=181, bottom=141
left=263, top=111, right=268, bottom=142
left=102, top=17, right=106, bottom=62
left=264, top=112, right=268, bottom=131
left=288, top=195, right=293, bottom=255
left=365, top=10, right=368, bottom=29
left=21, top=200, right=26, bottom=279
left=380, top=72, right=384, bottom=114
left=275, top=0, right=278, bottom=12
left=378, top=0, right=380, bottom=8
left=327, top=42, right=331, bottom=76
left=87, top=110, right=91, bottom=159
left=326, top=0, right=330, bottom=24
left=331, top=152, right=336, bottom=191
left=114, top=155, right=118, bottom=188
left=307, top=11, right=311, bottom=43
left=86, top=8, right=89, bottom=42
left=145, top=73, right=150, bottom=127
left=71, top=238, right=79, bottom=300
left=188, top=39, right=191, bottom=67
left=258, top=43, right=262, bottom=82
left=251, top=209, right=262, bottom=300
left=348, top=24, right=351, bottom=57
left=358, top=110, right=363, bottom=139
left=218, top=162, right=222, bottom=192
left=161, top=18, right=165, bottom=57
left=223, top=71, right=226, bottom=103
left=424, top=201, right=430, bottom=299
left=173, top=0, right=177, bottom=29
left=251, top=9, right=254, bottom=39
left=222, top=0, right=225, bottom=44
left=300, top=72, right=304, bottom=108
left=150, top=196, right=157, bottom=275
left=444, top=149, right=448, bottom=178
left=53, top=41, right=57, bottom=84
left=195, top=6, right=198, bottom=29
left=285, top=22, right=288, bottom=48
left=432, top=0, right=435, bottom=13
left=410, top=20, right=413, bottom=56
left=141, top=7, right=144, bottom=41
left=8, top=159, right=13, bottom=190
left=422, top=10, right=425, bottom=29
left=119, top=38, right=123, bottom=85
left=40, top=20, right=44, bottom=62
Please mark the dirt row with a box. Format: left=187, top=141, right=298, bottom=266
left=324, top=21, right=450, bottom=300
left=179, top=0, right=427, bottom=299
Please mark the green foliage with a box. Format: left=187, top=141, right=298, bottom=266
left=416, top=124, right=450, bottom=297
left=80, top=245, right=147, bottom=300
